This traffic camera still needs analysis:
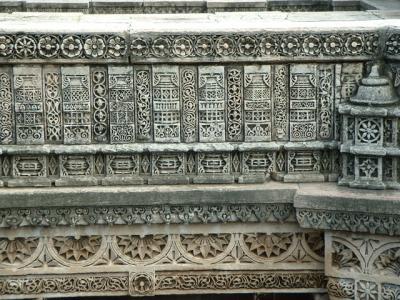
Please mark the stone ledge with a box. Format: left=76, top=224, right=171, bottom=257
left=0, top=182, right=399, bottom=235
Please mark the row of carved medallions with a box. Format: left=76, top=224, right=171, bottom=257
left=0, top=231, right=324, bottom=269
left=0, top=63, right=366, bottom=145
left=0, top=203, right=295, bottom=228
left=0, top=271, right=326, bottom=297
left=327, top=277, right=400, bottom=300
left=0, top=149, right=339, bottom=186
left=0, top=32, right=385, bottom=60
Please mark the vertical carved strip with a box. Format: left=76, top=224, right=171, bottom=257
left=244, top=65, right=272, bottom=141
left=0, top=67, right=13, bottom=144
left=62, top=66, right=91, bottom=144
left=319, top=64, right=334, bottom=140
left=273, top=65, right=289, bottom=141
left=109, top=66, right=134, bottom=144
left=135, top=66, right=152, bottom=141
left=14, top=66, right=44, bottom=144
left=198, top=66, right=225, bottom=142
left=227, top=66, right=243, bottom=142
left=91, top=67, right=109, bottom=143
left=334, top=64, right=342, bottom=141
left=181, top=66, right=197, bottom=143
left=43, top=66, right=62, bottom=143
left=152, top=65, right=180, bottom=142
left=289, top=64, right=317, bottom=142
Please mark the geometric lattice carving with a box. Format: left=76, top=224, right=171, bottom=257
left=62, top=66, right=91, bottom=144
left=14, top=66, right=44, bottom=144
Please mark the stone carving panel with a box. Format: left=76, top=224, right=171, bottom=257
left=14, top=66, right=44, bottom=144
left=91, top=67, right=109, bottom=143
left=62, top=66, right=91, bottom=144
left=198, top=66, right=225, bottom=142
left=0, top=67, right=13, bottom=144
left=244, top=65, right=272, bottom=141
left=152, top=66, right=180, bottom=142
left=44, top=66, right=63, bottom=142
left=109, top=66, right=134, bottom=144
left=289, top=64, right=317, bottom=141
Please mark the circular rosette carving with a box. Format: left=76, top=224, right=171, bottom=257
left=61, top=35, right=83, bottom=58
left=0, top=237, right=41, bottom=267
left=129, top=272, right=154, bottom=295
left=238, top=36, right=257, bottom=56
left=84, top=36, right=106, bottom=58
left=387, top=34, right=400, bottom=55
left=357, top=119, right=381, bottom=144
left=345, top=35, right=364, bottom=55
left=0, top=35, right=14, bottom=57
left=15, top=36, right=37, bottom=58
left=242, top=233, right=293, bottom=261
left=302, top=36, right=320, bottom=56
left=323, top=35, right=343, bottom=55
left=38, top=35, right=60, bottom=58
left=216, top=36, right=236, bottom=56
left=50, top=235, right=104, bottom=266
left=107, top=36, right=127, bottom=58
left=152, top=37, right=171, bottom=57
left=281, top=36, right=300, bottom=56
left=130, top=38, right=149, bottom=57
left=195, top=36, right=213, bottom=56
left=172, top=37, right=193, bottom=57
left=114, top=235, right=169, bottom=264
left=179, top=234, right=232, bottom=262
left=259, top=36, right=278, bottom=55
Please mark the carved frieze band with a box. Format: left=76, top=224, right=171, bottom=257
left=297, top=208, right=400, bottom=236
left=0, top=149, right=339, bottom=186
left=0, top=203, right=295, bottom=228
left=0, top=31, right=393, bottom=62
left=0, top=271, right=326, bottom=298
left=0, top=63, right=343, bottom=145
left=0, top=229, right=324, bottom=297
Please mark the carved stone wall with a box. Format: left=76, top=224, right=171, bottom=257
left=0, top=10, right=400, bottom=300
left=326, top=232, right=400, bottom=300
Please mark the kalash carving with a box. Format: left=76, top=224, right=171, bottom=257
left=339, top=63, right=400, bottom=190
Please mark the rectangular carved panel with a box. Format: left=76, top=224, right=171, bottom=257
left=181, top=66, right=198, bottom=143
left=91, top=67, right=109, bottom=143
left=198, top=66, right=225, bottom=142
left=62, top=66, right=91, bottom=144
left=273, top=65, right=289, bottom=141
left=289, top=64, right=317, bottom=141
left=109, top=66, right=134, bottom=144
left=0, top=67, right=13, bottom=144
left=134, top=66, right=152, bottom=141
left=44, top=66, right=62, bottom=143
left=244, top=65, right=271, bottom=141
left=152, top=66, right=180, bottom=142
left=318, top=65, right=335, bottom=140
left=227, top=66, right=243, bottom=141
left=14, top=66, right=44, bottom=144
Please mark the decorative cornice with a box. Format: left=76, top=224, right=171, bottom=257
left=296, top=208, right=400, bottom=236
left=0, top=203, right=295, bottom=228
left=0, top=31, right=385, bottom=62
left=130, top=32, right=380, bottom=61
